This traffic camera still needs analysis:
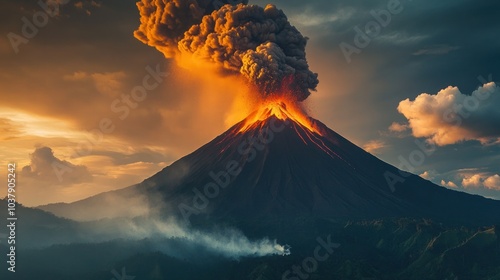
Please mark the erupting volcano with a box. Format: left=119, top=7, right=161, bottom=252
left=122, top=99, right=498, bottom=227
left=40, top=0, right=500, bottom=231
left=7, top=0, right=497, bottom=278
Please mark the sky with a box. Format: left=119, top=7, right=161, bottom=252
left=1, top=0, right=499, bottom=206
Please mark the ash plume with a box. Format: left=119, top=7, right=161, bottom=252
left=134, top=0, right=318, bottom=101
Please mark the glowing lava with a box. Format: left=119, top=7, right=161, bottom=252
left=238, top=98, right=322, bottom=135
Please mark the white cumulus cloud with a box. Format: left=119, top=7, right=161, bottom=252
left=397, top=82, right=500, bottom=146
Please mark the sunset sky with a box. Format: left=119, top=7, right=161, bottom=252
left=1, top=0, right=499, bottom=206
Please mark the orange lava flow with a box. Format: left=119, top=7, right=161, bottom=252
left=238, top=97, right=322, bottom=135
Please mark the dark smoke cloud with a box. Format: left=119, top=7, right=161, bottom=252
left=134, top=1, right=318, bottom=101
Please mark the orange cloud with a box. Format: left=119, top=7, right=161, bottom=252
left=388, top=122, right=409, bottom=132
left=362, top=139, right=386, bottom=154
left=461, top=173, right=500, bottom=190
left=440, top=180, right=458, bottom=188
left=484, top=175, right=500, bottom=190
left=419, top=171, right=434, bottom=180
left=397, top=82, right=500, bottom=145
left=64, top=71, right=127, bottom=97
left=462, top=174, right=483, bottom=188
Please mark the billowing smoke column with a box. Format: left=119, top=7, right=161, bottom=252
left=134, top=0, right=319, bottom=101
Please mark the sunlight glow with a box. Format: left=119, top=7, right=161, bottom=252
left=0, top=107, right=82, bottom=139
